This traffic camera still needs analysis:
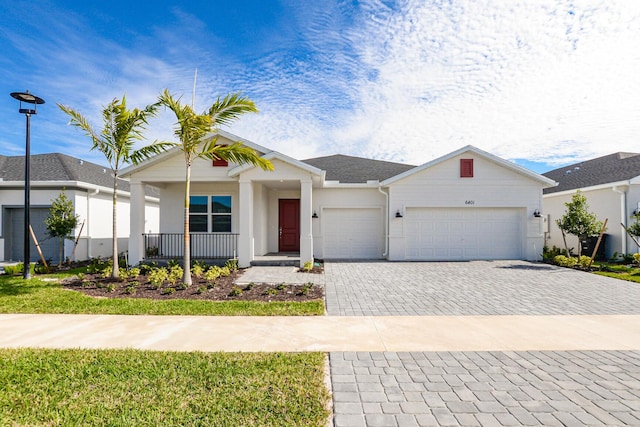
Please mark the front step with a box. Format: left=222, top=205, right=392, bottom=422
left=250, top=259, right=299, bottom=267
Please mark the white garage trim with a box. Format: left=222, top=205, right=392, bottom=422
left=322, top=207, right=384, bottom=259
left=404, top=207, right=524, bottom=260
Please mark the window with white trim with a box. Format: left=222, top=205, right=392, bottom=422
left=189, top=195, right=232, bottom=232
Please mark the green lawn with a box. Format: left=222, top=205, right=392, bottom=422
left=0, top=273, right=324, bottom=316
left=594, top=270, right=640, bottom=283
left=0, top=348, right=330, bottom=426
left=590, top=262, right=640, bottom=284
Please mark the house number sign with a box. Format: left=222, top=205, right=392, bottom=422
left=465, top=200, right=475, bottom=205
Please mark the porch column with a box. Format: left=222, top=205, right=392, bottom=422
left=129, top=181, right=146, bottom=265
left=299, top=179, right=313, bottom=267
left=238, top=180, right=254, bottom=268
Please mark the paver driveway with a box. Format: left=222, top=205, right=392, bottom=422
left=331, top=350, right=640, bottom=427
left=324, top=260, right=640, bottom=316
left=324, top=261, right=640, bottom=426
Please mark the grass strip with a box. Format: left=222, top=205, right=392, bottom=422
left=0, top=275, right=324, bottom=316
left=0, top=348, right=330, bottom=426
left=594, top=271, right=640, bottom=283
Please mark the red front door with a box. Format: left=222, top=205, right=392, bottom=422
left=278, top=199, right=300, bottom=252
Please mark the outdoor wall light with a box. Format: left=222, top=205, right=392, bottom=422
left=312, top=211, right=318, bottom=219
left=395, top=210, right=403, bottom=218
left=533, top=209, right=542, bottom=218
left=10, top=91, right=45, bottom=280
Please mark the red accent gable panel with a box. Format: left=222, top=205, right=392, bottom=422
left=212, top=145, right=229, bottom=167
left=460, top=159, right=474, bottom=178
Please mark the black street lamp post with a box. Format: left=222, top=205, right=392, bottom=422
left=10, top=91, right=45, bottom=279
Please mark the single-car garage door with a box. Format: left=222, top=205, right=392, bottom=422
left=323, top=208, right=383, bottom=259
left=405, top=207, right=523, bottom=260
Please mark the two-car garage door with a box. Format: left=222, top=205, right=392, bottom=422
left=405, top=207, right=523, bottom=260
left=320, top=206, right=524, bottom=260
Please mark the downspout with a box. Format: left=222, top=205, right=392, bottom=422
left=612, top=185, right=628, bottom=255
left=86, top=188, right=99, bottom=258
left=378, top=185, right=389, bottom=258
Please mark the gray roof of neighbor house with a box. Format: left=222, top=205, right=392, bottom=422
left=0, top=153, right=131, bottom=192
left=302, top=154, right=415, bottom=183
left=543, top=152, right=640, bottom=194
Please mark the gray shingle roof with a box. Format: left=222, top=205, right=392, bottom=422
left=0, top=153, right=130, bottom=192
left=302, top=154, right=415, bottom=183
left=543, top=152, right=640, bottom=194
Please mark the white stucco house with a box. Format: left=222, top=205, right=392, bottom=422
left=543, top=152, right=640, bottom=258
left=122, top=131, right=556, bottom=268
left=0, top=153, right=159, bottom=264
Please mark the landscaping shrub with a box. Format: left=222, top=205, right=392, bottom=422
left=225, top=259, right=238, bottom=271
left=167, top=265, right=184, bottom=285
left=3, top=265, right=21, bottom=276
left=138, top=261, right=158, bottom=275
left=148, top=268, right=169, bottom=289
left=552, top=255, right=595, bottom=269
left=87, top=258, right=110, bottom=274
left=191, top=264, right=205, bottom=278
left=299, top=282, right=314, bottom=296
left=101, top=266, right=113, bottom=279
left=204, top=267, right=220, bottom=283
left=542, top=245, right=570, bottom=262
left=127, top=267, right=141, bottom=278
left=578, top=255, right=592, bottom=269
left=229, top=286, right=243, bottom=297
left=553, top=255, right=578, bottom=268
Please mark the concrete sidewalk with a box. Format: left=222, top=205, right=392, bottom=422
left=2, top=313, right=640, bottom=352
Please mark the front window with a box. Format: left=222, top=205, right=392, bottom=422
left=189, top=195, right=232, bottom=232
left=211, top=196, right=232, bottom=232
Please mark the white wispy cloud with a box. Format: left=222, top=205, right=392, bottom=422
left=331, top=0, right=640, bottom=166
left=203, top=0, right=640, bottom=168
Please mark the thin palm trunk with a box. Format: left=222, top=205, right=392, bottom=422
left=182, top=160, right=192, bottom=285
left=112, top=173, right=120, bottom=279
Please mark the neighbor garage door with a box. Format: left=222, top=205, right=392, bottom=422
left=4, top=207, right=59, bottom=263
left=405, top=207, right=523, bottom=260
left=323, top=208, right=383, bottom=259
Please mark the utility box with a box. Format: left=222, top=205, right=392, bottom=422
left=581, top=235, right=607, bottom=260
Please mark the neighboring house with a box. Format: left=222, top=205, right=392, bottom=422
left=543, top=152, right=640, bottom=258
left=122, top=130, right=556, bottom=268
left=0, top=153, right=159, bottom=264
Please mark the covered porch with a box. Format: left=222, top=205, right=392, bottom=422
left=127, top=153, right=323, bottom=268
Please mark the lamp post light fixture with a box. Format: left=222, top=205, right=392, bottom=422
left=10, top=91, right=45, bottom=279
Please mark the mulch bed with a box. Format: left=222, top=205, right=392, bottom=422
left=62, top=269, right=324, bottom=302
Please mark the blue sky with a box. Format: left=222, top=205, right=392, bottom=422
left=1, top=1, right=639, bottom=173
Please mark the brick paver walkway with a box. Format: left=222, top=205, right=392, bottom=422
left=236, top=265, right=326, bottom=285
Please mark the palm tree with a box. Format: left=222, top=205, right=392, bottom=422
left=158, top=89, right=273, bottom=285
left=58, top=97, right=172, bottom=279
